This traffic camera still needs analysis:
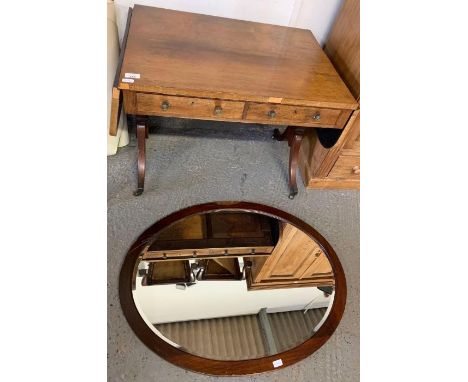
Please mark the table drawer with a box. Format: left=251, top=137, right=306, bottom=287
left=144, top=246, right=274, bottom=260
left=328, top=155, right=360, bottom=179
left=245, top=103, right=350, bottom=128
left=136, top=93, right=245, bottom=120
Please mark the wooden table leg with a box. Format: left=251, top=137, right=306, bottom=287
left=273, top=127, right=305, bottom=199
left=134, top=117, right=148, bottom=196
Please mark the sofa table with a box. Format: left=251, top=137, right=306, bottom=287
left=109, top=5, right=358, bottom=198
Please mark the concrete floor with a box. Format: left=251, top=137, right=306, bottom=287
left=108, top=117, right=359, bottom=382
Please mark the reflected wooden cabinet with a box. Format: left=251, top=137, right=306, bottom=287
left=247, top=223, right=334, bottom=290
left=140, top=213, right=334, bottom=290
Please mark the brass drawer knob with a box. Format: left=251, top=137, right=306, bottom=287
left=352, top=165, right=360, bottom=174
left=267, top=110, right=277, bottom=118
left=214, top=106, right=223, bottom=115
left=160, top=101, right=170, bottom=111
left=312, top=112, right=321, bottom=121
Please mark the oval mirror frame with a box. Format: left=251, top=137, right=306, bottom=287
left=119, top=202, right=347, bottom=376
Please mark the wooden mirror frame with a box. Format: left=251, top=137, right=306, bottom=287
left=119, top=202, right=347, bottom=376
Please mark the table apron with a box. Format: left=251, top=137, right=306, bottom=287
left=123, top=91, right=351, bottom=129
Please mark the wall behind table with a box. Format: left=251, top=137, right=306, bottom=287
left=114, top=0, right=344, bottom=46
left=108, top=0, right=129, bottom=156
left=134, top=276, right=330, bottom=324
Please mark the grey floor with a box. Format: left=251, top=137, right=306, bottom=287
left=108, top=117, right=360, bottom=382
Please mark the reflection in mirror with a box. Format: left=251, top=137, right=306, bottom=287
left=132, top=211, right=335, bottom=361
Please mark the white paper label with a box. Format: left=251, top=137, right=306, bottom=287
left=124, top=72, right=140, bottom=79
left=121, top=78, right=134, bottom=83
left=272, top=359, right=283, bottom=368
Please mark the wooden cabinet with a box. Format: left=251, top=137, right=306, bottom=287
left=140, top=212, right=335, bottom=290
left=328, top=133, right=360, bottom=184
left=248, top=223, right=334, bottom=290
left=299, top=0, right=360, bottom=190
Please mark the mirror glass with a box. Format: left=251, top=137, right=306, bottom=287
left=132, top=210, right=335, bottom=361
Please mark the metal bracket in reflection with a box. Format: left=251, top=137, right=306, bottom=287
left=175, top=262, right=205, bottom=290
left=317, top=286, right=334, bottom=297
left=175, top=258, right=250, bottom=290
left=241, top=260, right=252, bottom=280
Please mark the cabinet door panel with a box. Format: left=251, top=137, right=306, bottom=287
left=253, top=223, right=320, bottom=282
left=300, top=252, right=333, bottom=280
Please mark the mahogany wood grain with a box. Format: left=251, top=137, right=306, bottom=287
left=245, top=103, right=351, bottom=129
left=134, top=119, right=147, bottom=196
left=119, top=202, right=347, bottom=375
left=136, top=93, right=245, bottom=120
left=118, top=5, right=357, bottom=110
left=288, top=129, right=305, bottom=199
left=273, top=126, right=306, bottom=198
left=113, top=5, right=358, bottom=195
left=126, top=92, right=348, bottom=129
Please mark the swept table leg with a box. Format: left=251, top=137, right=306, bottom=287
left=287, top=128, right=305, bottom=199
left=134, top=118, right=148, bottom=196
left=273, top=127, right=305, bottom=199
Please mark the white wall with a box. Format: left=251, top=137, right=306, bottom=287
left=289, top=0, right=345, bottom=45
left=134, top=273, right=331, bottom=324
left=114, top=0, right=344, bottom=46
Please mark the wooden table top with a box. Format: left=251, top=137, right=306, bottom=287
left=118, top=5, right=358, bottom=110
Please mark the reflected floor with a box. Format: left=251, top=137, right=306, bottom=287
left=155, top=308, right=326, bottom=360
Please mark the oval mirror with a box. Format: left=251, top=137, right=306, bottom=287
left=119, top=202, right=346, bottom=375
